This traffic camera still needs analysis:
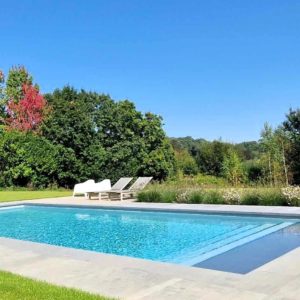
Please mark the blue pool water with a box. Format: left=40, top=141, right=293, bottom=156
left=0, top=205, right=299, bottom=268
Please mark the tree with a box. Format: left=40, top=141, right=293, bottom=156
left=0, top=70, right=4, bottom=83
left=274, top=128, right=290, bottom=186
left=6, top=84, right=47, bottom=132
left=138, top=139, right=175, bottom=181
left=222, top=149, right=244, bottom=185
left=0, top=131, right=60, bottom=188
left=0, top=67, right=46, bottom=133
left=94, top=99, right=175, bottom=181
left=43, top=87, right=100, bottom=154
left=0, top=70, right=4, bottom=103
left=0, top=70, right=5, bottom=124
left=138, top=112, right=175, bottom=180
left=5, top=66, right=34, bottom=104
left=42, top=87, right=109, bottom=186
left=260, top=123, right=276, bottom=185
left=283, top=108, right=300, bottom=184
left=260, top=123, right=289, bottom=186
left=174, top=149, right=198, bottom=175
left=42, top=86, right=175, bottom=185
left=196, top=140, right=231, bottom=176
left=234, top=141, right=262, bottom=160
left=242, top=160, right=263, bottom=183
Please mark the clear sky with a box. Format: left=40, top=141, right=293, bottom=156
left=1, top=0, right=299, bottom=142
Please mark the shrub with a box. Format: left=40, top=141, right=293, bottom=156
left=241, top=192, right=260, bottom=205
left=137, top=191, right=162, bottom=202
left=258, top=190, right=287, bottom=206
left=0, top=131, right=60, bottom=188
left=174, top=150, right=198, bottom=176
left=202, top=190, right=224, bottom=204
left=242, top=160, right=264, bottom=184
left=161, top=190, right=177, bottom=203
left=188, top=191, right=205, bottom=204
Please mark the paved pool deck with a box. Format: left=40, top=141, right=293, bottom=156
left=1, top=197, right=300, bottom=299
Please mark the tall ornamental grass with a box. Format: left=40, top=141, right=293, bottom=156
left=137, top=186, right=300, bottom=207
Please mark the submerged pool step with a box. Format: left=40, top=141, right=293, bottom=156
left=187, top=224, right=261, bottom=252
left=172, top=221, right=294, bottom=266
left=161, top=224, right=255, bottom=263
left=166, top=224, right=266, bottom=262
left=191, top=223, right=275, bottom=256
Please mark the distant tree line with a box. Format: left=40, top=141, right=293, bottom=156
left=171, top=110, right=300, bottom=186
left=0, top=66, right=175, bottom=188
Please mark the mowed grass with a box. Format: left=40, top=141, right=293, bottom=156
left=0, top=271, right=112, bottom=300
left=0, top=190, right=72, bottom=203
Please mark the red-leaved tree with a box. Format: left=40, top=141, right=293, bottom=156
left=6, top=84, right=47, bottom=132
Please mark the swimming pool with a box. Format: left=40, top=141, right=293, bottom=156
left=0, top=204, right=299, bottom=272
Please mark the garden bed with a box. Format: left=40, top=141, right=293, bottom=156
left=138, top=186, right=300, bottom=206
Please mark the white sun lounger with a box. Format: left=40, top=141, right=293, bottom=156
left=73, top=179, right=96, bottom=198
left=87, top=177, right=133, bottom=200
left=108, top=177, right=153, bottom=201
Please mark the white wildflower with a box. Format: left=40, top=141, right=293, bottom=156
left=281, top=186, right=300, bottom=206
left=223, top=189, right=241, bottom=205
left=176, top=191, right=190, bottom=203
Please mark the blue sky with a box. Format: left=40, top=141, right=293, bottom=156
left=1, top=0, right=299, bottom=142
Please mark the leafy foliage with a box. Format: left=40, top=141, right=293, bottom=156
left=41, top=86, right=175, bottom=186
left=222, top=149, right=244, bottom=185
left=6, top=84, right=47, bottom=132
left=170, top=126, right=295, bottom=187
left=5, top=66, right=34, bottom=104
left=235, top=141, right=262, bottom=160
left=0, top=131, right=59, bottom=188
left=260, top=123, right=291, bottom=186
left=0, top=83, right=175, bottom=188
left=174, top=149, right=198, bottom=175
left=0, top=70, right=5, bottom=116
left=242, top=160, right=263, bottom=184
left=283, top=108, right=300, bottom=184
left=199, top=140, right=232, bottom=176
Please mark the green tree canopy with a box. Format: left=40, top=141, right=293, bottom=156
left=260, top=123, right=290, bottom=186
left=174, top=149, right=198, bottom=176
left=222, top=149, right=244, bottom=185
left=283, top=108, right=300, bottom=184
left=5, top=66, right=34, bottom=103
left=196, top=140, right=232, bottom=176
left=0, top=131, right=60, bottom=187
left=41, top=86, right=175, bottom=185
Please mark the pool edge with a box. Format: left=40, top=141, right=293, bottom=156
left=3, top=201, right=300, bottom=219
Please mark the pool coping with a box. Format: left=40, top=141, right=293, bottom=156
left=1, top=197, right=300, bottom=299
left=2, top=197, right=300, bottom=218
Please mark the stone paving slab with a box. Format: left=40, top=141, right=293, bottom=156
left=0, top=197, right=300, bottom=299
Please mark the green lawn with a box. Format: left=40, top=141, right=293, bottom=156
left=0, top=271, right=112, bottom=300
left=0, top=190, right=72, bottom=203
